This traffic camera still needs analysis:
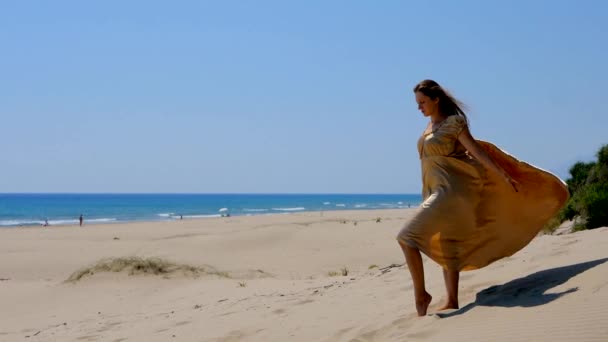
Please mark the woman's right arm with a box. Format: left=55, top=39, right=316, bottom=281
left=457, top=126, right=519, bottom=192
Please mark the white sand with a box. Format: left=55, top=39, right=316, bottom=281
left=1, top=209, right=607, bottom=341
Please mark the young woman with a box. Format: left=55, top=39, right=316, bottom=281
left=397, top=80, right=569, bottom=316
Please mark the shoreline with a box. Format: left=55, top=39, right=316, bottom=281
left=0, top=193, right=421, bottom=229
left=1, top=207, right=418, bottom=230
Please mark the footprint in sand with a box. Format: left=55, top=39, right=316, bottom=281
left=296, top=299, right=314, bottom=305
left=561, top=239, right=580, bottom=246
left=459, top=272, right=475, bottom=281
left=432, top=309, right=459, bottom=318
left=330, top=326, right=354, bottom=340
left=96, top=321, right=121, bottom=333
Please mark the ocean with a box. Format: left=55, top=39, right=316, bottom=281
left=0, top=193, right=422, bottom=228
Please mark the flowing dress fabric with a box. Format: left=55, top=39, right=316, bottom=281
left=397, top=115, right=569, bottom=271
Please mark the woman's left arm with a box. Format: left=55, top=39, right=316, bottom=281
left=457, top=126, right=519, bottom=192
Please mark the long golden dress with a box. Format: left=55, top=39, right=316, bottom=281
left=397, top=115, right=569, bottom=271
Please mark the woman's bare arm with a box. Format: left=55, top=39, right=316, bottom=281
left=457, top=126, right=519, bottom=192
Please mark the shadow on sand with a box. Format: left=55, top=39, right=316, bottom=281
left=435, top=257, right=608, bottom=318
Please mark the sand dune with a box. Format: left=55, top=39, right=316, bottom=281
left=0, top=209, right=606, bottom=341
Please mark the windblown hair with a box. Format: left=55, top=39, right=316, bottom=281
left=413, top=80, right=469, bottom=124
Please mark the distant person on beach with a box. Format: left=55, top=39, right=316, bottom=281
left=79, top=214, right=83, bottom=227
left=396, top=80, right=569, bottom=316
left=43, top=219, right=49, bottom=227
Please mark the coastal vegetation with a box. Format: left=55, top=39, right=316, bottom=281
left=65, top=257, right=231, bottom=282
left=549, top=144, right=608, bottom=232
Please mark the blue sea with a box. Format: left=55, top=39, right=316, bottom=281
left=0, top=193, right=422, bottom=228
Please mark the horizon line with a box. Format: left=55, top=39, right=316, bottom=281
left=0, top=192, right=419, bottom=196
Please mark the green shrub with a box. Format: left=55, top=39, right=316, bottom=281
left=566, top=161, right=595, bottom=193
left=559, top=202, right=578, bottom=221
left=580, top=184, right=608, bottom=229
left=557, top=144, right=608, bottom=231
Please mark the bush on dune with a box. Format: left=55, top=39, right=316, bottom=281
left=550, top=144, right=608, bottom=232
left=65, top=257, right=230, bottom=282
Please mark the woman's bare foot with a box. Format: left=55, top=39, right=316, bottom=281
left=438, top=300, right=458, bottom=311
left=415, top=292, right=433, bottom=316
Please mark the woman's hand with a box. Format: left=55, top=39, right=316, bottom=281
left=505, top=175, right=519, bottom=193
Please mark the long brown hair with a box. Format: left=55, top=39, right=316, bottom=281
left=413, top=80, right=468, bottom=124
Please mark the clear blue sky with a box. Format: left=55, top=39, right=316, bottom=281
left=1, top=1, right=606, bottom=193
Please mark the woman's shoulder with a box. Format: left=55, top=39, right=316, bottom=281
left=446, top=115, right=466, bottom=126
left=442, top=115, right=467, bottom=137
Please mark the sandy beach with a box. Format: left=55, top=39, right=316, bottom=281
left=1, top=209, right=607, bottom=341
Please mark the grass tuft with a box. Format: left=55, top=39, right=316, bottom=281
left=66, top=256, right=231, bottom=282
left=328, top=267, right=349, bottom=277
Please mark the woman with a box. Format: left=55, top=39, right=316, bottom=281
left=397, top=80, right=569, bottom=316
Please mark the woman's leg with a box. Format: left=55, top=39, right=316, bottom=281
left=398, top=240, right=432, bottom=316
left=440, top=269, right=459, bottom=310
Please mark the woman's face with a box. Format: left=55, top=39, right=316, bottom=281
left=415, top=92, right=439, bottom=117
